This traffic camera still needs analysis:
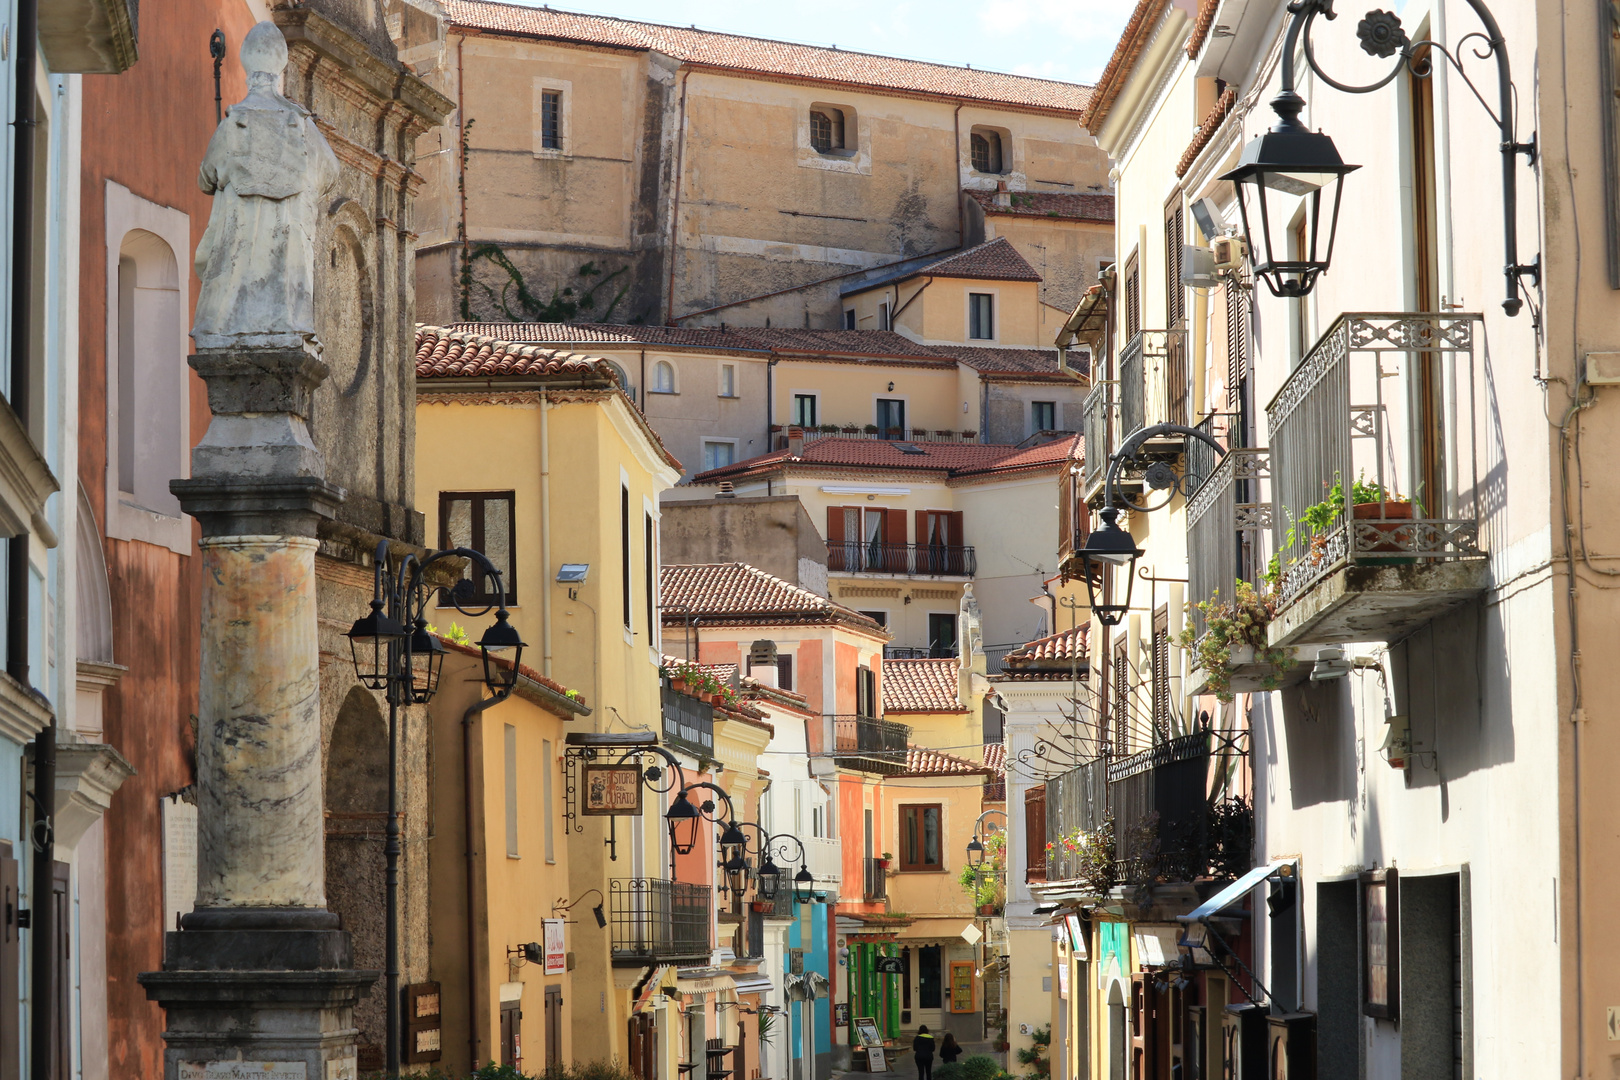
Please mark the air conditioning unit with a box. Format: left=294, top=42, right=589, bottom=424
left=1212, top=235, right=1248, bottom=271
left=1266, top=1012, right=1316, bottom=1080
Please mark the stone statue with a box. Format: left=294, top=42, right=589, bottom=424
left=192, top=22, right=339, bottom=350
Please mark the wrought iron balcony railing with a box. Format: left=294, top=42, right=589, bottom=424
left=609, top=878, right=711, bottom=963
left=1044, top=759, right=1108, bottom=884
left=830, top=715, right=911, bottom=776
left=1082, top=380, right=1114, bottom=494
left=884, top=644, right=959, bottom=660
left=1267, top=314, right=1486, bottom=609
left=1186, top=448, right=1272, bottom=641
left=661, top=685, right=714, bottom=759
left=826, top=541, right=976, bottom=577
left=1118, top=330, right=1189, bottom=439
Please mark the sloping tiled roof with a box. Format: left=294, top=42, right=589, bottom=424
left=1002, top=624, right=1090, bottom=670
left=949, top=434, right=1082, bottom=480
left=1177, top=86, right=1238, bottom=178
left=660, top=563, right=884, bottom=632
left=931, top=346, right=1071, bottom=378
left=907, top=237, right=1041, bottom=282
left=690, top=435, right=1080, bottom=484
left=1186, top=0, right=1221, bottom=59
left=1081, top=0, right=1170, bottom=133
left=983, top=743, right=1006, bottom=775
left=452, top=323, right=773, bottom=351
left=894, top=745, right=994, bottom=778
left=882, top=659, right=964, bottom=713
left=416, top=325, right=616, bottom=381
left=442, top=1, right=1093, bottom=114
left=965, top=189, right=1115, bottom=224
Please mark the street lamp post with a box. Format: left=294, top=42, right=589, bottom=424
left=345, top=540, right=526, bottom=1076
left=734, top=823, right=815, bottom=905
left=966, top=809, right=1007, bottom=1042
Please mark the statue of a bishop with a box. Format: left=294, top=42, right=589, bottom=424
left=192, top=21, right=339, bottom=350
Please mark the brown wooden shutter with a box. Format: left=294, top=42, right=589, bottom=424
left=946, top=511, right=964, bottom=548
left=1131, top=973, right=1150, bottom=1079
left=885, top=508, right=908, bottom=572
left=1226, top=278, right=1248, bottom=409
left=1058, top=473, right=1074, bottom=558
left=1114, top=638, right=1131, bottom=757
left=827, top=506, right=847, bottom=571
left=1125, top=263, right=1141, bottom=340
left=1165, top=201, right=1185, bottom=328
left=1024, top=785, right=1048, bottom=883
left=1152, top=607, right=1171, bottom=742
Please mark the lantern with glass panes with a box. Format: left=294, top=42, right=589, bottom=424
left=736, top=823, right=815, bottom=904
left=343, top=540, right=526, bottom=1079
left=1223, top=0, right=1536, bottom=314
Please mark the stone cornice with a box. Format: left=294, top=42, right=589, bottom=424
left=0, top=673, right=51, bottom=746
left=42, top=739, right=137, bottom=852
left=0, top=398, right=59, bottom=538
left=274, top=8, right=453, bottom=128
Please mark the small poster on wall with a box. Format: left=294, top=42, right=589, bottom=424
left=834, top=1003, right=850, bottom=1027
left=543, top=919, right=566, bottom=975
left=948, top=961, right=975, bottom=1013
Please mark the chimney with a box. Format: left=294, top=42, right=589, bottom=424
left=788, top=426, right=805, bottom=457
left=994, top=179, right=1011, bottom=208
left=749, top=639, right=780, bottom=687
left=716, top=481, right=736, bottom=499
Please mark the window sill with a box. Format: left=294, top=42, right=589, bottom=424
left=649, top=389, right=679, bottom=396
left=896, top=866, right=947, bottom=874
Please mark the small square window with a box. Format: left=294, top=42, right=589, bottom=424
left=540, top=90, right=562, bottom=150
left=810, top=108, right=845, bottom=153
left=1032, top=401, right=1056, bottom=431
left=719, top=364, right=738, bottom=398
left=702, top=441, right=736, bottom=471
left=843, top=309, right=856, bottom=330
left=793, top=394, right=818, bottom=428
left=970, top=130, right=1003, bottom=173
left=969, top=293, right=994, bottom=340
left=440, top=490, right=516, bottom=605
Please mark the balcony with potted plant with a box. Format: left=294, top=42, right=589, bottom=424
left=1264, top=313, right=1488, bottom=648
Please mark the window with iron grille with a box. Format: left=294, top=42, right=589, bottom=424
left=540, top=89, right=562, bottom=150
left=810, top=108, right=844, bottom=153
left=970, top=131, right=1003, bottom=173
left=439, top=491, right=516, bottom=605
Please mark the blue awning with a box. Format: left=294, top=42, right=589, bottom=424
left=1177, top=858, right=1297, bottom=923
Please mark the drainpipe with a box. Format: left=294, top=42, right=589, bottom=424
left=15, top=8, right=51, bottom=1080
left=463, top=686, right=513, bottom=1071
left=8, top=0, right=38, bottom=684
left=664, top=68, right=692, bottom=324
left=540, top=395, right=553, bottom=677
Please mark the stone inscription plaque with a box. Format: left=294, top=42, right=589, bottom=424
left=180, top=1064, right=308, bottom=1080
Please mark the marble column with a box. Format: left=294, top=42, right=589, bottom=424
left=140, top=344, right=371, bottom=1080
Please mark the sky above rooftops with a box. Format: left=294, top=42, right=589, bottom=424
left=487, top=1, right=1134, bottom=85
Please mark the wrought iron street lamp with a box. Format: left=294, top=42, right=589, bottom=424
left=1225, top=0, right=1537, bottom=315
left=665, top=781, right=739, bottom=878
left=343, top=539, right=524, bottom=1077
left=734, top=822, right=815, bottom=904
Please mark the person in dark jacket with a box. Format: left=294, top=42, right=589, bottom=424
left=912, top=1025, right=936, bottom=1080
left=939, top=1033, right=962, bottom=1064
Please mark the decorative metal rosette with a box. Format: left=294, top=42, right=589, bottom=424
left=1356, top=10, right=1408, bottom=59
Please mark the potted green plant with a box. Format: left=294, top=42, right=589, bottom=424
left=864, top=423, right=880, bottom=434
left=819, top=423, right=840, bottom=433
left=1178, top=581, right=1298, bottom=702
left=876, top=851, right=892, bottom=869
left=1294, top=472, right=1416, bottom=567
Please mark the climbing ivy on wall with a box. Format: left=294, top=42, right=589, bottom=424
left=464, top=246, right=632, bottom=323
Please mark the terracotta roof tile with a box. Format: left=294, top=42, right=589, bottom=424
left=1177, top=86, right=1237, bottom=178
left=965, top=189, right=1115, bottom=224
left=415, top=325, right=617, bottom=380
left=442, top=1, right=1093, bottom=114
left=882, top=659, right=964, bottom=713
left=983, top=743, right=1006, bottom=775
left=1186, top=0, right=1220, bottom=59
left=451, top=322, right=770, bottom=350
left=948, top=434, right=1082, bottom=479
left=894, top=745, right=994, bottom=777
left=690, top=436, right=1035, bottom=483
left=1002, top=624, right=1090, bottom=669
left=660, top=563, right=884, bottom=632
left=907, top=237, right=1041, bottom=283
left=930, top=346, right=1072, bottom=378
left=1081, top=0, right=1169, bottom=133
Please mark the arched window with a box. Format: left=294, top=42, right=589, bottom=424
left=604, top=360, right=635, bottom=402
left=116, top=229, right=185, bottom=518
left=652, top=360, right=676, bottom=394
left=971, top=130, right=1004, bottom=174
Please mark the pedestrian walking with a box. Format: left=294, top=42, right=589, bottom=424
left=913, top=1025, right=936, bottom=1080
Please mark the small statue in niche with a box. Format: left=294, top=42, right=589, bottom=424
left=192, top=21, right=340, bottom=350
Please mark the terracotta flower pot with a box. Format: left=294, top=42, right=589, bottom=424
left=1352, top=500, right=1416, bottom=565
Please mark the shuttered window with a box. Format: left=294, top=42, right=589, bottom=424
left=1152, top=607, right=1171, bottom=742
left=1113, top=638, right=1132, bottom=757
left=1225, top=276, right=1249, bottom=411
left=1024, top=785, right=1048, bottom=883
left=1123, top=254, right=1142, bottom=341
left=1165, top=199, right=1186, bottom=328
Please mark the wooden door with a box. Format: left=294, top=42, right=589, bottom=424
left=500, top=1000, right=521, bottom=1069
left=545, top=985, right=563, bottom=1068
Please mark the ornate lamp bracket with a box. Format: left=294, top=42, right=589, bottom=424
left=1286, top=0, right=1538, bottom=314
